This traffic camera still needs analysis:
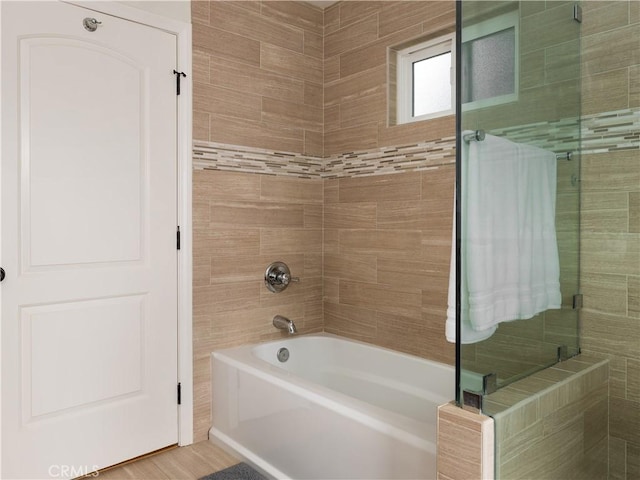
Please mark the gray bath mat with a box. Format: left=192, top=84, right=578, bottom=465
left=200, top=462, right=269, bottom=480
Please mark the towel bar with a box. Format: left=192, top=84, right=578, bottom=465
left=463, top=129, right=573, bottom=160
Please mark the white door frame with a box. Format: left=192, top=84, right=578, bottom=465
left=0, top=2, right=194, bottom=463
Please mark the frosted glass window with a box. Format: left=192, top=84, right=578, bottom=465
left=462, top=28, right=515, bottom=103
left=413, top=52, right=452, bottom=117
left=396, top=33, right=455, bottom=124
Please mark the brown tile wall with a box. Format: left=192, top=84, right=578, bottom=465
left=484, top=356, right=609, bottom=479
left=192, top=169, right=323, bottom=441
left=192, top=0, right=324, bottom=156
left=323, top=1, right=456, bottom=155
left=578, top=3, right=640, bottom=478
left=323, top=166, right=455, bottom=364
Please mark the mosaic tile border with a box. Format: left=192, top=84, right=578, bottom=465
left=193, top=108, right=639, bottom=179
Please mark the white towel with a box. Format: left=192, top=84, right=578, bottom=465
left=446, top=132, right=561, bottom=343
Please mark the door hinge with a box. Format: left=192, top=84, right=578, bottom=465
left=177, top=382, right=182, bottom=405
left=173, top=70, right=186, bottom=95
left=177, top=226, right=181, bottom=250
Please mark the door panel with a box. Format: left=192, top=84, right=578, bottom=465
left=24, top=38, right=145, bottom=268
left=1, top=2, right=179, bottom=478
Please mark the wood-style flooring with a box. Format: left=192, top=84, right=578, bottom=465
left=95, top=441, right=240, bottom=479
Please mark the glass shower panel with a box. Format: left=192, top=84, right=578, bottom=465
left=456, top=1, right=582, bottom=404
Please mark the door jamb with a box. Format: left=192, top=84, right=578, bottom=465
left=63, top=0, right=194, bottom=446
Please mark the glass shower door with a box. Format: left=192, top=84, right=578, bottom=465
left=456, top=0, right=582, bottom=404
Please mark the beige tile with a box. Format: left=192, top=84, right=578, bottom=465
left=209, top=2, right=303, bottom=53
left=628, top=358, right=640, bottom=404
left=520, top=1, right=545, bottom=18
left=630, top=275, right=640, bottom=318
left=580, top=272, right=628, bottom=316
left=260, top=1, right=323, bottom=36
left=262, top=97, right=323, bottom=130
left=193, top=112, right=209, bottom=142
left=193, top=23, right=260, bottom=67
left=193, top=229, right=260, bottom=257
left=630, top=192, right=640, bottom=233
left=304, top=204, right=322, bottom=229
left=378, top=257, right=447, bottom=291
left=260, top=228, right=322, bottom=256
left=545, top=40, right=580, bottom=84
left=610, top=397, right=640, bottom=443
left=193, top=262, right=211, bottom=288
left=629, top=443, right=640, bottom=480
left=582, top=24, right=640, bottom=76
left=208, top=56, right=304, bottom=104
left=193, top=51, right=210, bottom=85
left=193, top=281, right=261, bottom=313
left=339, top=171, right=422, bottom=203
left=324, top=14, right=378, bottom=59
left=324, top=253, right=377, bottom=283
left=581, top=0, right=629, bottom=36
left=437, top=403, right=494, bottom=480
left=324, top=104, right=341, bottom=133
left=210, top=254, right=303, bottom=285
left=339, top=92, right=387, bottom=129
left=324, top=56, right=340, bottom=83
left=209, top=114, right=303, bottom=153
left=338, top=1, right=383, bottom=28
left=193, top=170, right=260, bottom=202
left=325, top=65, right=386, bottom=107
left=210, top=201, right=303, bottom=228
left=323, top=228, right=340, bottom=255
left=380, top=1, right=453, bottom=38
left=260, top=176, right=323, bottom=204
left=581, top=232, right=640, bottom=276
left=324, top=302, right=378, bottom=341
left=379, top=115, right=455, bottom=145
left=303, top=30, right=323, bottom=59
left=581, top=310, right=640, bottom=359
left=520, top=49, right=545, bottom=90
left=194, top=82, right=261, bottom=121
left=520, top=2, right=581, bottom=54
left=609, top=436, right=627, bottom=480
left=377, top=200, right=451, bottom=231
left=323, top=278, right=339, bottom=304
left=324, top=123, right=379, bottom=155
left=340, top=280, right=422, bottom=319
left=191, top=0, right=209, bottom=25
left=631, top=65, right=640, bottom=108
left=261, top=43, right=323, bottom=84
left=581, top=68, right=629, bottom=116
left=304, top=81, right=323, bottom=108
left=340, top=229, right=422, bottom=258
left=323, top=202, right=376, bottom=229
left=304, top=129, right=323, bottom=156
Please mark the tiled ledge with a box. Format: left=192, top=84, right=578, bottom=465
left=486, top=355, right=610, bottom=479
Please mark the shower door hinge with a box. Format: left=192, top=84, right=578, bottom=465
left=573, top=4, right=582, bottom=23
left=177, top=382, right=182, bottom=405
left=173, top=70, right=187, bottom=95
left=177, top=226, right=181, bottom=250
left=572, top=293, right=583, bottom=310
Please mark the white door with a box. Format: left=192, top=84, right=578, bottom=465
left=1, top=2, right=179, bottom=478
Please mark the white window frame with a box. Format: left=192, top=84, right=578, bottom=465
left=461, top=10, right=519, bottom=111
left=396, top=33, right=456, bottom=124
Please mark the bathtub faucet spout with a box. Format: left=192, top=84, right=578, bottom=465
left=273, top=315, right=297, bottom=334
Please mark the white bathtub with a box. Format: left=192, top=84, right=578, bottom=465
left=209, top=333, right=455, bottom=479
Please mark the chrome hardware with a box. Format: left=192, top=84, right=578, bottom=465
left=265, top=261, right=299, bottom=293
left=273, top=315, right=297, bottom=335
left=463, top=129, right=485, bottom=143
left=572, top=293, right=583, bottom=310
left=573, top=4, right=582, bottom=23
left=557, top=345, right=569, bottom=362
left=483, top=373, right=498, bottom=395
left=462, top=390, right=482, bottom=413
left=277, top=347, right=290, bottom=362
left=83, top=18, right=102, bottom=32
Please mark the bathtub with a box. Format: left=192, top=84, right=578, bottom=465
left=209, top=333, right=455, bottom=479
